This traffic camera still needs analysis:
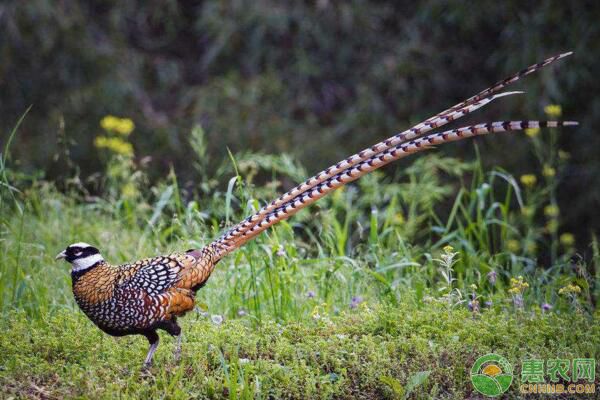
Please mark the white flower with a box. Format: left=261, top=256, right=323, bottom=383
left=211, top=314, right=224, bottom=325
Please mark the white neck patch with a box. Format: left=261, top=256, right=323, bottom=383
left=72, top=253, right=104, bottom=272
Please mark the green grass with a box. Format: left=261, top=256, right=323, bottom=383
left=1, top=304, right=598, bottom=399
left=1, top=123, right=599, bottom=398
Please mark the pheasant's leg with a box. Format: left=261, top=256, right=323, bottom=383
left=174, top=333, right=182, bottom=362
left=163, top=318, right=183, bottom=363
left=143, top=331, right=159, bottom=369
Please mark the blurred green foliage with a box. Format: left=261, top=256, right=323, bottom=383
left=1, top=0, right=599, bottom=245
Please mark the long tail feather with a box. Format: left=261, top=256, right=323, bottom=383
left=218, top=120, right=577, bottom=254
left=211, top=52, right=572, bottom=255
left=440, top=52, right=572, bottom=115
left=214, top=91, right=518, bottom=248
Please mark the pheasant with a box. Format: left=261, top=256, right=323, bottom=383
left=56, top=53, right=577, bottom=368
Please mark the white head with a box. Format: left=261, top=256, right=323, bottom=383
left=56, top=242, right=104, bottom=273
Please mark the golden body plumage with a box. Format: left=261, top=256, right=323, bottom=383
left=72, top=248, right=217, bottom=334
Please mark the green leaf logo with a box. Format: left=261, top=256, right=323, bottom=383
left=470, top=353, right=513, bottom=397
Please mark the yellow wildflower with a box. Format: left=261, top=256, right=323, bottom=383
left=526, top=242, right=537, bottom=254
left=311, top=304, right=324, bottom=320
left=544, top=205, right=559, bottom=218
left=521, top=206, right=534, bottom=218
left=100, top=115, right=135, bottom=135
left=392, top=213, right=405, bottom=225
left=100, top=115, right=120, bottom=131
left=545, top=220, right=559, bottom=233
left=443, top=245, right=454, bottom=254
left=520, top=174, right=537, bottom=187
left=94, top=136, right=108, bottom=148
left=544, top=104, right=562, bottom=118
left=114, top=118, right=135, bottom=136
left=559, top=233, right=575, bottom=247
left=94, top=136, right=134, bottom=157
left=558, top=150, right=571, bottom=160
left=509, top=276, right=529, bottom=294
left=542, top=165, right=556, bottom=177
left=121, top=182, right=138, bottom=198
left=507, top=239, right=520, bottom=253
left=525, top=127, right=540, bottom=138
left=469, top=284, right=478, bottom=291
left=559, top=283, right=581, bottom=295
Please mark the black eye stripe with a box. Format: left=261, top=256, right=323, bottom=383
left=67, top=246, right=99, bottom=258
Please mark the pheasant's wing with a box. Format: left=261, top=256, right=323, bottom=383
left=116, top=253, right=206, bottom=319
left=117, top=256, right=184, bottom=295
left=118, top=252, right=217, bottom=292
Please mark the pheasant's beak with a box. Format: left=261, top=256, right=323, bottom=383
left=55, top=250, right=67, bottom=260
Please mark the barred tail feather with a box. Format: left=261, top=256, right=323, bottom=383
left=441, top=52, right=572, bottom=116
left=213, top=91, right=519, bottom=248
left=213, top=53, right=571, bottom=250
left=218, top=120, right=577, bottom=254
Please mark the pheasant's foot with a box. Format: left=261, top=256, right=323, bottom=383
left=142, top=335, right=159, bottom=370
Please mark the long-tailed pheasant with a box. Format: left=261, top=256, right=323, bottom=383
left=56, top=52, right=577, bottom=368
